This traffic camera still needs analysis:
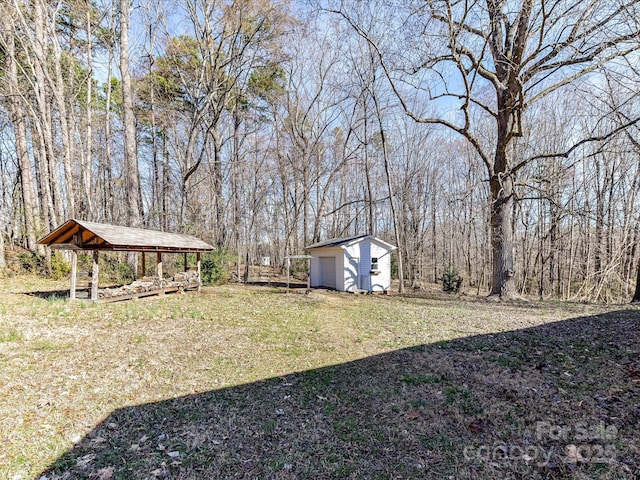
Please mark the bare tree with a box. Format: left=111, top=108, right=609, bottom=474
left=0, top=13, right=41, bottom=251
left=329, top=0, right=640, bottom=298
left=82, top=0, right=96, bottom=220
left=119, top=0, right=142, bottom=229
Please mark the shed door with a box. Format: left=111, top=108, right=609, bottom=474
left=319, top=256, right=336, bottom=289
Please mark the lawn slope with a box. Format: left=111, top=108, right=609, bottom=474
left=0, top=277, right=638, bottom=479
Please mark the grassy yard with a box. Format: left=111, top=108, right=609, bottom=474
left=1, top=276, right=638, bottom=479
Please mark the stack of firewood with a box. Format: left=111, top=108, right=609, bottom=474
left=172, top=270, right=199, bottom=286
left=98, top=271, right=199, bottom=299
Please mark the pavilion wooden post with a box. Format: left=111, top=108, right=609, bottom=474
left=91, top=250, right=99, bottom=301
left=70, top=250, right=77, bottom=300
left=184, top=252, right=188, bottom=272
left=141, top=252, right=146, bottom=279
left=197, top=252, right=201, bottom=292
left=286, top=256, right=291, bottom=292
left=284, top=255, right=312, bottom=293
left=157, top=252, right=164, bottom=296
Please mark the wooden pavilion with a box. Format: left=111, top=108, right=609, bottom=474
left=38, top=219, right=214, bottom=302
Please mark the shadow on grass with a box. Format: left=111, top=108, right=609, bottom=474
left=242, top=280, right=309, bottom=290
left=25, top=288, right=75, bottom=300
left=39, top=310, right=640, bottom=479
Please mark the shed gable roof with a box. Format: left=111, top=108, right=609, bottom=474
left=306, top=234, right=396, bottom=251
left=38, top=219, right=214, bottom=253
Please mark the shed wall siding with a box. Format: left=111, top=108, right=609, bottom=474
left=359, top=240, right=371, bottom=291
left=336, top=253, right=345, bottom=290
left=370, top=242, right=392, bottom=291
left=343, top=243, right=361, bottom=291
left=308, top=237, right=395, bottom=292
left=309, top=255, right=319, bottom=286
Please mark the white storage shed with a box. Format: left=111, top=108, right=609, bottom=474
left=306, top=235, right=397, bottom=292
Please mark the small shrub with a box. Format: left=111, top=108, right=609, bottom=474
left=289, top=258, right=309, bottom=281
left=390, top=251, right=398, bottom=279
left=17, top=251, right=70, bottom=279
left=18, top=252, right=45, bottom=274
left=117, top=262, right=134, bottom=284
left=49, top=252, right=71, bottom=280
left=175, top=253, right=197, bottom=272
left=97, top=253, right=135, bottom=284
left=201, top=248, right=234, bottom=285
left=439, top=265, right=462, bottom=293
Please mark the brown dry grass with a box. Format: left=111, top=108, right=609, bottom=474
left=0, top=275, right=638, bottom=479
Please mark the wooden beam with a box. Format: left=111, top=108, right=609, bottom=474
left=184, top=252, right=188, bottom=272
left=141, top=252, right=146, bottom=278
left=196, top=252, right=201, bottom=292
left=99, top=287, right=181, bottom=303
left=70, top=250, right=77, bottom=300
left=38, top=220, right=78, bottom=245
left=157, top=252, right=164, bottom=296
left=91, top=250, right=99, bottom=301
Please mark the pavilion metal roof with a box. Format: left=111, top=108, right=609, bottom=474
left=38, top=219, right=215, bottom=253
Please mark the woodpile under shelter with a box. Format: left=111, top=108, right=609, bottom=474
left=38, top=219, right=214, bottom=302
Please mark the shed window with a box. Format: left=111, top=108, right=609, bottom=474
left=371, top=257, right=379, bottom=271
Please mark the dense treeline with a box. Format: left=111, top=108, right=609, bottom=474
left=0, top=0, right=639, bottom=302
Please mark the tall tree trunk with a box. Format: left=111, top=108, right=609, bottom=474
left=162, top=133, right=170, bottom=231
left=120, top=0, right=141, bottom=275
left=13, top=113, right=40, bottom=250
left=487, top=66, right=520, bottom=298
left=632, top=258, right=640, bottom=303
left=488, top=171, right=516, bottom=298
left=150, top=81, right=160, bottom=229
left=83, top=7, right=94, bottom=219
left=46, top=127, right=65, bottom=225
left=103, top=42, right=115, bottom=223
left=120, top=0, right=141, bottom=228
left=34, top=115, right=58, bottom=230
left=0, top=226, right=5, bottom=270
left=369, top=69, right=404, bottom=293
left=212, top=130, right=224, bottom=246
left=431, top=191, right=437, bottom=282
left=49, top=5, right=76, bottom=218
left=33, top=137, right=50, bottom=234
left=363, top=103, right=374, bottom=235
left=303, top=150, right=310, bottom=248
left=232, top=106, right=242, bottom=274
left=5, top=28, right=41, bottom=251
left=31, top=0, right=61, bottom=228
